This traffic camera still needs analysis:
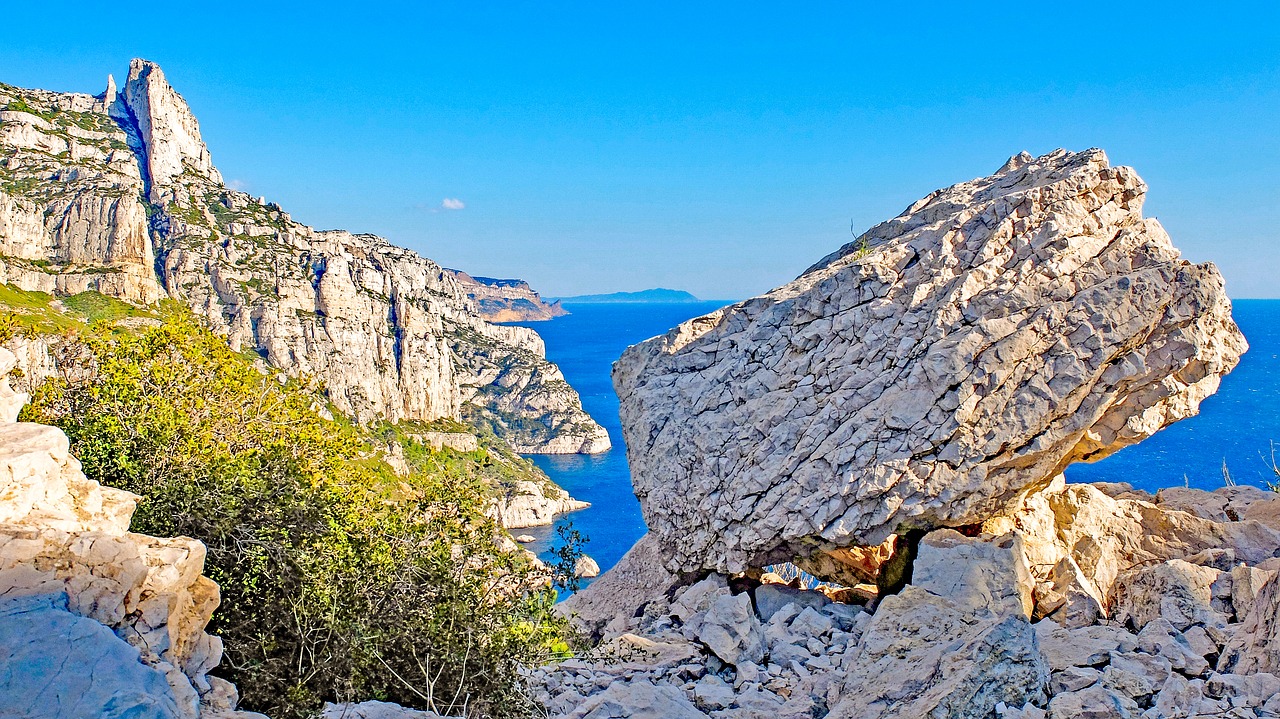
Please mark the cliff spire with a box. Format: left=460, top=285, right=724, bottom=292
left=119, top=58, right=222, bottom=193
left=101, top=74, right=116, bottom=105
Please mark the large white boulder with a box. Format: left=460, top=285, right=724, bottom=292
left=613, top=148, right=1245, bottom=578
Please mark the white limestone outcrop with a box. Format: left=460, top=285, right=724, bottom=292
left=496, top=479, right=591, bottom=529
left=445, top=269, right=569, bottom=322
left=113, top=58, right=222, bottom=192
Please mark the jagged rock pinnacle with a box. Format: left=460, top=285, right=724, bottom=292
left=100, top=74, right=116, bottom=105
left=120, top=58, right=222, bottom=192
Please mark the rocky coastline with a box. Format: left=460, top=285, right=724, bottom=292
left=446, top=269, right=569, bottom=322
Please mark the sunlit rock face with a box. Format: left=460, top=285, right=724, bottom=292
left=613, top=148, right=1246, bottom=577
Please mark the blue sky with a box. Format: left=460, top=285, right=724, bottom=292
left=3, top=2, right=1277, bottom=299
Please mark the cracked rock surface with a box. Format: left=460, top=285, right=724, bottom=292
left=613, top=148, right=1245, bottom=577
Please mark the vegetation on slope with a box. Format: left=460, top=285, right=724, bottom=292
left=0, top=286, right=156, bottom=337
left=18, top=311, right=579, bottom=718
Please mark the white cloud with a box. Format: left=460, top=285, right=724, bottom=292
left=227, top=179, right=249, bottom=191
left=441, top=198, right=466, bottom=210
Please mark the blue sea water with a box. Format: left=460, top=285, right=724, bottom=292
left=513, top=301, right=730, bottom=583
left=518, top=299, right=1280, bottom=580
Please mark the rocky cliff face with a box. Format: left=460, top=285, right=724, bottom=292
left=445, top=269, right=569, bottom=322
left=0, top=60, right=608, bottom=454
left=0, top=349, right=262, bottom=718
left=613, top=148, right=1244, bottom=577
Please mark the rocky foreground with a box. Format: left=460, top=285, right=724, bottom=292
left=0, top=60, right=607, bottom=455
left=544, top=479, right=1280, bottom=718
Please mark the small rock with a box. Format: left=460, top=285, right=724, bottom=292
left=1136, top=620, right=1210, bottom=677
left=734, top=660, right=761, bottom=687
left=1204, top=671, right=1280, bottom=705
left=692, top=675, right=734, bottom=710
left=913, top=530, right=1034, bottom=618
left=1035, top=620, right=1137, bottom=672
left=996, top=703, right=1048, bottom=719
left=1046, top=684, right=1140, bottom=719
left=820, top=602, right=864, bottom=632
left=753, top=584, right=828, bottom=622
left=696, top=593, right=764, bottom=667
left=563, top=681, right=706, bottom=719
left=1050, top=666, right=1102, bottom=694
left=574, top=555, right=601, bottom=579
left=1243, top=497, right=1280, bottom=530
left=1038, top=556, right=1105, bottom=629
left=1112, top=559, right=1226, bottom=632
left=787, top=606, right=834, bottom=638
left=1181, top=625, right=1218, bottom=658
left=1229, top=564, right=1276, bottom=619
left=1153, top=674, right=1204, bottom=719
left=1100, top=651, right=1171, bottom=703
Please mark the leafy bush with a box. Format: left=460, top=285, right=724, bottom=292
left=22, top=312, right=577, bottom=718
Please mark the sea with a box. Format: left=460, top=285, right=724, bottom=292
left=514, top=299, right=1280, bottom=584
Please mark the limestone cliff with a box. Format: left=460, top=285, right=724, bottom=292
left=0, top=60, right=608, bottom=454
left=445, top=269, right=569, bottom=322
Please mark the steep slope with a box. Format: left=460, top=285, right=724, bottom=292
left=0, top=60, right=608, bottom=454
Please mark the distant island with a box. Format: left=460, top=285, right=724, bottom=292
left=554, top=288, right=700, bottom=304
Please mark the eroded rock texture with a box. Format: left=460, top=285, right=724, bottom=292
left=614, top=148, right=1245, bottom=576
left=0, top=61, right=607, bottom=454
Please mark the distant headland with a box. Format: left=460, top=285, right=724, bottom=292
left=553, top=288, right=701, bottom=304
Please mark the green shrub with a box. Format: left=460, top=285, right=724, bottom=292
left=23, top=312, right=577, bottom=718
